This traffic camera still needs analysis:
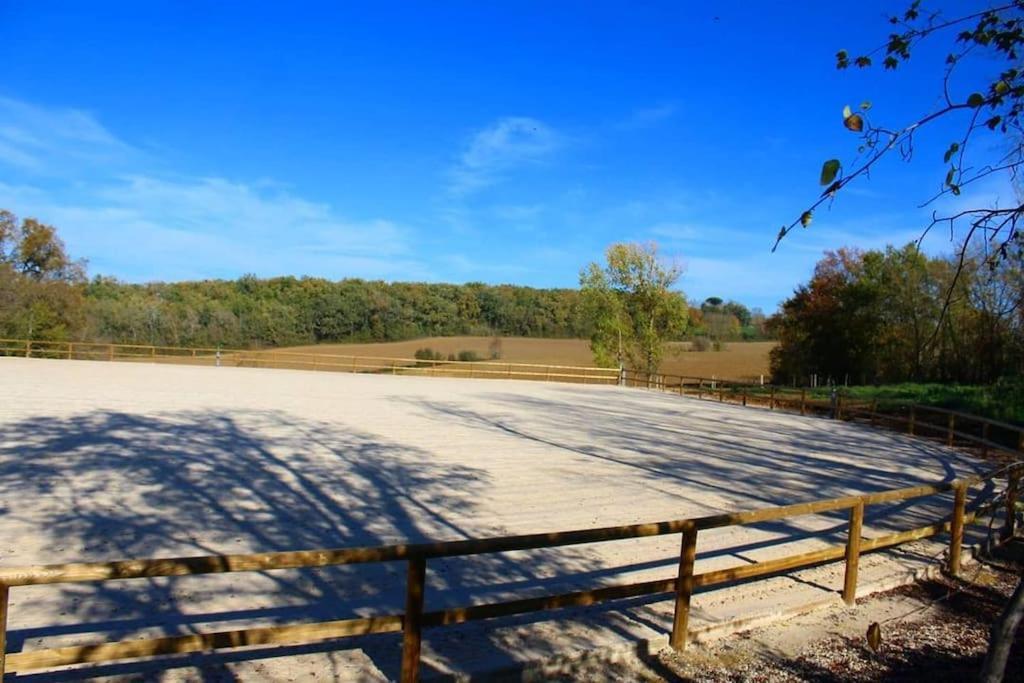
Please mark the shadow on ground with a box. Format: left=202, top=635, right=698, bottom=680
left=0, top=385, right=998, bottom=681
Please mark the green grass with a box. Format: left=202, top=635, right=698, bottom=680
left=808, top=381, right=1024, bottom=426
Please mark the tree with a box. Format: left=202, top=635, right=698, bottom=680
left=776, top=2, right=1024, bottom=326
left=775, top=8, right=1024, bottom=672
left=580, top=242, right=689, bottom=375
left=0, top=210, right=86, bottom=340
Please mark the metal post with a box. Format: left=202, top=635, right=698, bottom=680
left=800, top=389, right=806, bottom=416
left=843, top=502, right=864, bottom=605
left=670, top=524, right=698, bottom=651
left=400, top=557, right=427, bottom=683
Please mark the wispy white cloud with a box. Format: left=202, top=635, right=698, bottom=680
left=0, top=97, right=134, bottom=174
left=0, top=96, right=425, bottom=282
left=449, top=116, right=560, bottom=194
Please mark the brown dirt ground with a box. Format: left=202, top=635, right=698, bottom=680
left=539, top=542, right=1024, bottom=682
left=276, top=337, right=775, bottom=381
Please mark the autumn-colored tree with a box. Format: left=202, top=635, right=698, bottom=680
left=0, top=210, right=86, bottom=340
left=777, top=1, right=1024, bottom=328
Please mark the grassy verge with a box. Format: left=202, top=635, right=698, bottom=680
left=808, top=381, right=1024, bottom=426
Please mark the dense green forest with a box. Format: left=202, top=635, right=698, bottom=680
left=0, top=210, right=766, bottom=349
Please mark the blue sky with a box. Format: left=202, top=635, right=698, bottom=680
left=0, top=1, right=1012, bottom=311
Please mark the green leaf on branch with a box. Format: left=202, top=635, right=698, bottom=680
left=860, top=100, right=872, bottom=110
left=855, top=56, right=871, bottom=68
left=967, top=92, right=986, bottom=107
left=836, top=50, right=850, bottom=69
left=986, top=115, right=1002, bottom=130
left=945, top=167, right=956, bottom=186
left=800, top=211, right=813, bottom=228
left=820, top=159, right=841, bottom=186
left=943, top=142, right=959, bottom=163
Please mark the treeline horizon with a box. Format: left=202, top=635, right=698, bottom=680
left=0, top=210, right=769, bottom=350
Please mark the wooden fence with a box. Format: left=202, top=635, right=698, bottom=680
left=2, top=343, right=1022, bottom=679
left=0, top=461, right=1019, bottom=682
left=623, top=370, right=1024, bottom=458
left=0, top=338, right=619, bottom=385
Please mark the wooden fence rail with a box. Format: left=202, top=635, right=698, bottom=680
left=623, top=370, right=1024, bottom=458
left=0, top=462, right=1019, bottom=681
left=0, top=338, right=620, bottom=385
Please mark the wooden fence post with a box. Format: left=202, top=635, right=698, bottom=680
left=697, top=381, right=703, bottom=400
left=1005, top=470, right=1019, bottom=540
left=947, top=413, right=956, bottom=447
left=0, top=582, right=8, bottom=681
left=770, top=386, right=776, bottom=411
left=742, top=391, right=747, bottom=407
left=869, top=399, right=878, bottom=427
left=400, top=557, right=427, bottom=683
left=718, top=388, right=724, bottom=403
left=843, top=502, right=864, bottom=605
left=908, top=405, right=916, bottom=435
left=67, top=342, right=73, bottom=360
left=108, top=344, right=114, bottom=361
left=800, top=389, right=806, bottom=416
left=24, top=340, right=30, bottom=358
left=982, top=422, right=991, bottom=458
left=949, top=482, right=967, bottom=576
left=678, top=379, right=684, bottom=396
left=836, top=396, right=844, bottom=421
left=670, top=523, right=698, bottom=651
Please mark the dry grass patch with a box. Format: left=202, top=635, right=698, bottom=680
left=273, top=337, right=775, bottom=381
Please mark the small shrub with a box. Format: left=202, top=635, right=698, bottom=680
left=447, top=353, right=456, bottom=361
left=414, top=347, right=445, bottom=366
left=691, top=337, right=711, bottom=352
left=457, top=350, right=482, bottom=362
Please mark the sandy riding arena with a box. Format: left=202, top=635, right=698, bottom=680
left=0, top=357, right=989, bottom=680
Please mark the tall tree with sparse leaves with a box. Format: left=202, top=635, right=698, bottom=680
left=579, top=242, right=689, bottom=375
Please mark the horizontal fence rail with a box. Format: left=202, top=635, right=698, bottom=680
left=623, top=369, right=1024, bottom=459
left=0, top=463, right=1019, bottom=681
left=0, top=338, right=620, bottom=385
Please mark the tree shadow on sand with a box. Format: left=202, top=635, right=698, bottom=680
left=0, top=409, right=671, bottom=680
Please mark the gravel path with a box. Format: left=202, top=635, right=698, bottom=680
left=0, top=357, right=995, bottom=680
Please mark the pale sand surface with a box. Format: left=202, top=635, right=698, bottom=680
left=0, top=357, right=993, bottom=680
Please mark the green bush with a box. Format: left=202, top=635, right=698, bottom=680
left=457, top=350, right=482, bottom=362
left=414, top=347, right=445, bottom=365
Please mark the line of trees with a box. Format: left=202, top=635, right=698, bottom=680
left=768, top=243, right=1024, bottom=386
left=0, top=211, right=770, bottom=353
